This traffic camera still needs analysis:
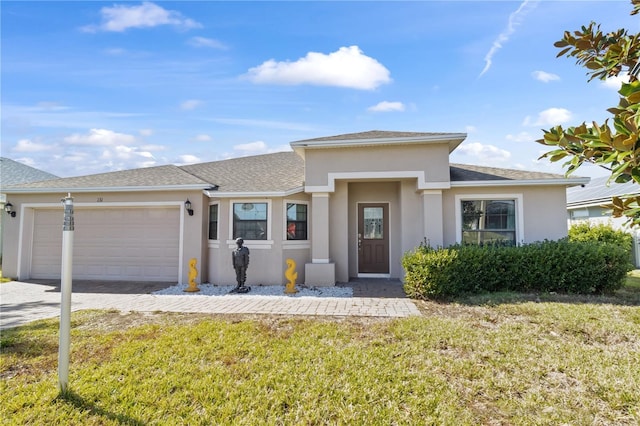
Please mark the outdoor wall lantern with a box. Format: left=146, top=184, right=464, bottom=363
left=4, top=202, right=16, bottom=218
left=185, top=199, right=194, bottom=216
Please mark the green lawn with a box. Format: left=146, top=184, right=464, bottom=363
left=1, top=279, right=639, bottom=425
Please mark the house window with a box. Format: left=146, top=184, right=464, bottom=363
left=208, top=204, right=219, bottom=240
left=461, top=199, right=516, bottom=245
left=570, top=208, right=589, bottom=220
left=233, top=202, right=267, bottom=240
left=286, top=203, right=308, bottom=240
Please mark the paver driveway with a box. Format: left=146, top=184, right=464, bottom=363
left=0, top=280, right=421, bottom=329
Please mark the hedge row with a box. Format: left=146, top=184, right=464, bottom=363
left=402, top=239, right=632, bottom=299
left=568, top=222, right=633, bottom=249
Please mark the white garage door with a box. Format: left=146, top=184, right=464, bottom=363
left=31, top=207, right=180, bottom=281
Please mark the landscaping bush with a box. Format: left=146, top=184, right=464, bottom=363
left=402, top=239, right=632, bottom=299
left=401, top=245, right=462, bottom=299
left=568, top=222, right=633, bottom=252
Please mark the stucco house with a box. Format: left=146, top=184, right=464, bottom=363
left=567, top=175, right=640, bottom=266
left=1, top=157, right=58, bottom=260
left=2, top=131, right=588, bottom=286
left=567, top=175, right=640, bottom=228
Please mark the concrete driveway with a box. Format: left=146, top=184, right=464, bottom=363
left=0, top=279, right=420, bottom=330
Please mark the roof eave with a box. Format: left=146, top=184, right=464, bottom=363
left=567, top=200, right=613, bottom=208
left=290, top=133, right=467, bottom=153
left=451, top=177, right=590, bottom=188
left=2, top=184, right=211, bottom=194
left=567, top=191, right=640, bottom=208
left=204, top=187, right=305, bottom=198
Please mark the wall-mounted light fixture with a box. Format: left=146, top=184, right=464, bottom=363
left=4, top=202, right=16, bottom=218
left=185, top=199, right=194, bottom=216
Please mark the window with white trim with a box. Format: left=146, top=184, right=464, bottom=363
left=461, top=199, right=516, bottom=245
left=286, top=203, right=308, bottom=240
left=233, top=202, right=268, bottom=240
left=208, top=203, right=219, bottom=240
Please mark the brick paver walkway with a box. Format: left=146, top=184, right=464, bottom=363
left=0, top=281, right=421, bottom=329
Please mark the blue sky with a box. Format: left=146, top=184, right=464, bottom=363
left=2, top=1, right=638, bottom=178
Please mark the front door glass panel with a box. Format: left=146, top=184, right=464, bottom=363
left=363, top=207, right=383, bottom=239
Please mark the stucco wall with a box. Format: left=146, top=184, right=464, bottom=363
left=206, top=195, right=311, bottom=286
left=400, top=180, right=426, bottom=252
left=1, top=190, right=206, bottom=284
left=304, top=144, right=450, bottom=187
left=442, top=185, right=569, bottom=246
left=329, top=181, right=349, bottom=282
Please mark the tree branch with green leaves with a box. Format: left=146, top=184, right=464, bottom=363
left=537, top=0, right=640, bottom=225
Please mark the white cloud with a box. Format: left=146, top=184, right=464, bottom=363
left=64, top=128, right=137, bottom=146
left=479, top=0, right=538, bottom=77
left=139, top=144, right=165, bottom=151
left=234, top=141, right=268, bottom=153
left=453, top=142, right=511, bottom=164
left=218, top=141, right=291, bottom=159
left=532, top=70, right=560, bottom=83
left=139, top=128, right=154, bottom=136
left=602, top=72, right=630, bottom=90
left=194, top=134, right=212, bottom=142
left=82, top=2, right=201, bottom=33
left=188, top=36, right=227, bottom=50
left=180, top=99, right=203, bottom=110
left=465, top=125, right=477, bottom=133
left=176, top=154, right=201, bottom=164
left=367, top=101, right=405, bottom=112
left=245, top=45, right=391, bottom=90
left=100, top=145, right=156, bottom=168
left=13, top=138, right=55, bottom=153
left=523, top=108, right=572, bottom=126
left=506, top=131, right=534, bottom=143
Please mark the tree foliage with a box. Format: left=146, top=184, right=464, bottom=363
left=537, top=0, right=640, bottom=225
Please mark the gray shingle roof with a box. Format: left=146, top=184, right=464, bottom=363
left=2, top=152, right=304, bottom=194
left=3, top=164, right=211, bottom=191
left=1, top=157, right=58, bottom=187
left=2, top=142, right=581, bottom=195
left=567, top=175, right=640, bottom=206
left=450, top=163, right=568, bottom=181
left=181, top=151, right=304, bottom=193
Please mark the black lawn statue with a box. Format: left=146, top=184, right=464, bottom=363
left=230, top=237, right=251, bottom=293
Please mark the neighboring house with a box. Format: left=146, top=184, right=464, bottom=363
left=0, top=157, right=58, bottom=260
left=567, top=175, right=640, bottom=266
left=1, top=131, right=588, bottom=286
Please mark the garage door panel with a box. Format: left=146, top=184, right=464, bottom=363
left=31, top=207, right=180, bottom=281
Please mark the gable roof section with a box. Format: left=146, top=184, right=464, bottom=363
left=2, top=164, right=212, bottom=193
left=2, top=141, right=586, bottom=195
left=2, top=152, right=305, bottom=195
left=1, top=157, right=58, bottom=187
left=182, top=151, right=304, bottom=195
left=291, top=130, right=467, bottom=153
left=567, top=175, right=640, bottom=207
left=450, top=163, right=588, bottom=187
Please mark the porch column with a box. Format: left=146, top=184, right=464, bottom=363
left=422, top=190, right=444, bottom=248
left=305, top=192, right=336, bottom=286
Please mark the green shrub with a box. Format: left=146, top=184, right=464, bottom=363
left=401, top=245, right=462, bottom=298
left=402, top=240, right=632, bottom=299
left=568, top=222, right=632, bottom=251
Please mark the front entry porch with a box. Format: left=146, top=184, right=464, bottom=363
left=338, top=278, right=406, bottom=298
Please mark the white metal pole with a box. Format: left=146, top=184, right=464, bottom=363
left=58, top=193, right=74, bottom=394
